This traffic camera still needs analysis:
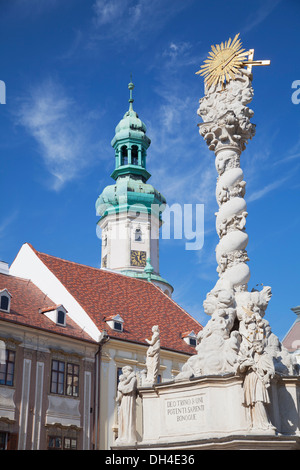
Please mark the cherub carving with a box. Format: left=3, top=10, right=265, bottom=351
left=217, top=211, right=248, bottom=237
left=217, top=186, right=229, bottom=205
left=230, top=180, right=246, bottom=198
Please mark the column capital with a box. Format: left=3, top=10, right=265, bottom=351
left=197, top=71, right=256, bottom=154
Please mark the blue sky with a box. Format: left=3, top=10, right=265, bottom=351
left=0, top=0, right=299, bottom=341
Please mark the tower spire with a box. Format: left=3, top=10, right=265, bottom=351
left=128, top=74, right=134, bottom=111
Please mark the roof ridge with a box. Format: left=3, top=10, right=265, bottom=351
left=34, top=246, right=157, bottom=285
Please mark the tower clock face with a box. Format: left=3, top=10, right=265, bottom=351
left=130, top=250, right=146, bottom=267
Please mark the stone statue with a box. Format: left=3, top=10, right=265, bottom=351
left=141, top=325, right=160, bottom=386
left=176, top=288, right=241, bottom=379
left=115, top=365, right=137, bottom=445
left=238, top=341, right=275, bottom=431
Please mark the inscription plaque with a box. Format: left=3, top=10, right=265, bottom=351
left=163, top=393, right=206, bottom=434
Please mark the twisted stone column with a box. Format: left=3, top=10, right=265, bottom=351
left=198, top=70, right=255, bottom=293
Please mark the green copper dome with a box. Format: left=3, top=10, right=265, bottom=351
left=111, top=80, right=150, bottom=148
left=96, top=175, right=166, bottom=220
left=96, top=79, right=166, bottom=221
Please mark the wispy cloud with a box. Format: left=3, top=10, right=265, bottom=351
left=93, top=0, right=129, bottom=25
left=90, top=0, right=192, bottom=46
left=0, top=212, right=18, bottom=239
left=273, top=134, right=300, bottom=167
left=273, top=152, right=300, bottom=166
left=242, top=0, right=282, bottom=34
left=247, top=175, right=290, bottom=202
left=16, top=78, right=102, bottom=191
left=161, top=41, right=204, bottom=69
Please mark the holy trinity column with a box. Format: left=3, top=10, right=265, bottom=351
left=176, top=34, right=292, bottom=380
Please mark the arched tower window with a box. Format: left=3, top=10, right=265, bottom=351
left=131, top=145, right=138, bottom=165
left=121, top=145, right=128, bottom=165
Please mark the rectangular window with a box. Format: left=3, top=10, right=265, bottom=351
left=66, top=363, right=79, bottom=397
left=0, top=432, right=7, bottom=450
left=56, top=310, right=66, bottom=326
left=50, top=360, right=65, bottom=395
left=48, top=436, right=62, bottom=450
left=0, top=295, right=9, bottom=311
left=114, top=321, right=122, bottom=331
left=0, top=349, right=15, bottom=386
left=50, top=360, right=79, bottom=396
left=64, top=437, right=77, bottom=450
left=48, top=436, right=77, bottom=450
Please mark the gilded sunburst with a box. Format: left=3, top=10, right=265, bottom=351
left=196, top=33, right=250, bottom=89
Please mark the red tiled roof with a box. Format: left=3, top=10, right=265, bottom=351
left=32, top=248, right=202, bottom=354
left=0, top=273, right=95, bottom=343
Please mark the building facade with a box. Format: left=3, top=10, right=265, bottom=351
left=0, top=247, right=201, bottom=450
left=0, top=82, right=202, bottom=450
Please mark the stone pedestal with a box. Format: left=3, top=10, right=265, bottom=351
left=129, top=375, right=300, bottom=450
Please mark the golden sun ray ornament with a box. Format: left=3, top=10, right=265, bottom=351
left=196, top=33, right=270, bottom=89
